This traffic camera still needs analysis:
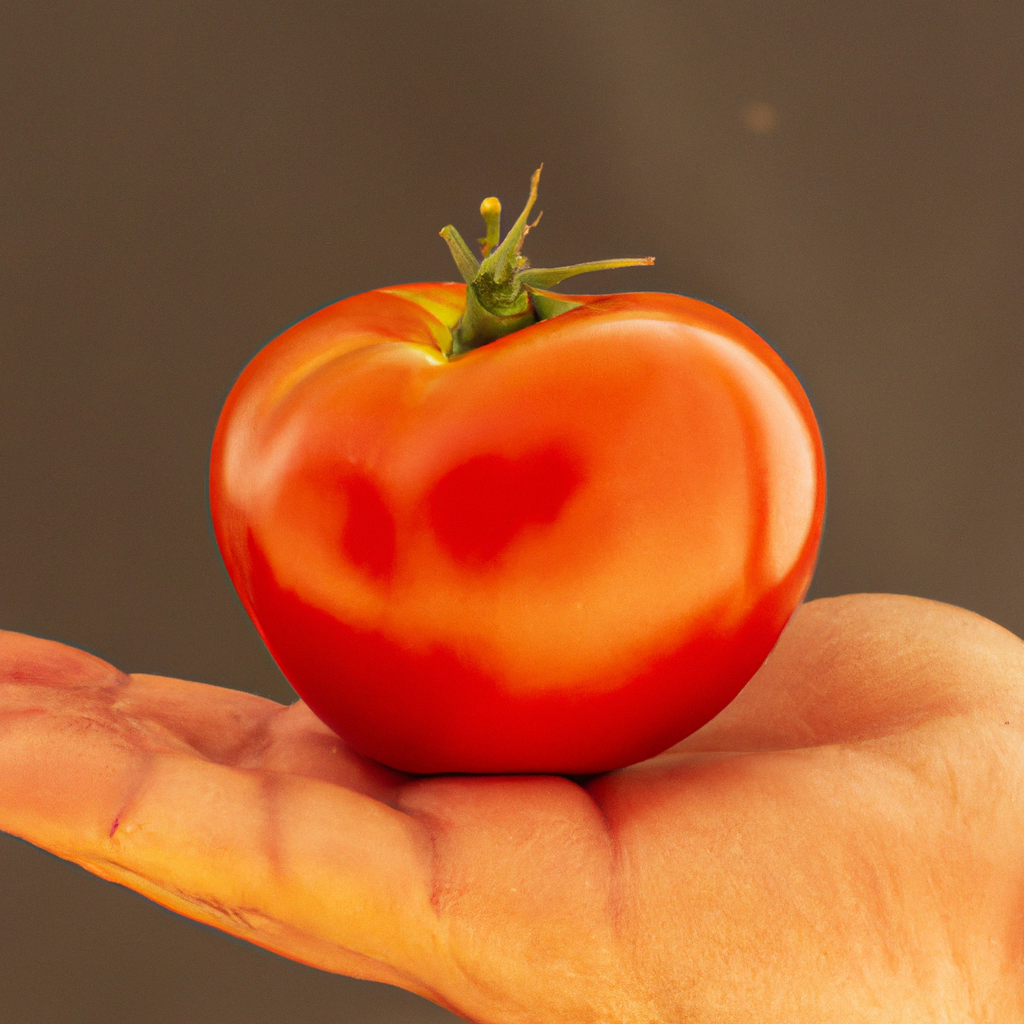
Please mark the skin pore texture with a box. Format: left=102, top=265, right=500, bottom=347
left=1, top=593, right=1024, bottom=1023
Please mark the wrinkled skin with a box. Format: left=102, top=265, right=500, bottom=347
left=2, top=594, right=1023, bottom=1022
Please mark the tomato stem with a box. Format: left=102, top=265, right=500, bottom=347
left=439, top=166, right=654, bottom=357
left=438, top=225, right=480, bottom=285
left=477, top=196, right=502, bottom=257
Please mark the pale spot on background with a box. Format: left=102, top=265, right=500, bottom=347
left=742, top=101, right=779, bottom=135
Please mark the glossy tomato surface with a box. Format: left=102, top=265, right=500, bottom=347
left=210, top=283, right=825, bottom=774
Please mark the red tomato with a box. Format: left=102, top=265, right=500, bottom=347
left=210, top=280, right=825, bottom=774
left=211, top=170, right=824, bottom=774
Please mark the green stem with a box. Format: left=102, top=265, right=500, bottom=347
left=438, top=226, right=480, bottom=285
left=518, top=258, right=655, bottom=291
left=477, top=196, right=502, bottom=257
left=439, top=166, right=654, bottom=357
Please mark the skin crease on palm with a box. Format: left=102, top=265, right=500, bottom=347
left=1, top=594, right=1024, bottom=1023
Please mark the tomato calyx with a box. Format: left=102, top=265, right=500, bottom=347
left=439, top=165, right=654, bottom=356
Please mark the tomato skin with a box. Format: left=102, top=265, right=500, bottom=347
left=211, top=283, right=825, bottom=774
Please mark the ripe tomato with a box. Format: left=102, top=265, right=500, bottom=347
left=210, top=171, right=825, bottom=775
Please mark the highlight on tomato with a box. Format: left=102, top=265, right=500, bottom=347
left=210, top=167, right=826, bottom=775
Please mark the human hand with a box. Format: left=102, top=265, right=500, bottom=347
left=2, top=594, right=1022, bottom=1022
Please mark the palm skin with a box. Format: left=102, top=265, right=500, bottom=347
left=2, top=594, right=1023, bottom=1023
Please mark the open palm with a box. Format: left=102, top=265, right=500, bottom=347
left=2, top=593, right=1023, bottom=1023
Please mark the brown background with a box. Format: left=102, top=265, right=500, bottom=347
left=1, top=2, right=1021, bottom=1021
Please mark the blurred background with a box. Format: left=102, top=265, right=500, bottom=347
left=1, top=1, right=1021, bottom=1021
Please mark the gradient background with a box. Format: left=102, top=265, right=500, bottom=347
left=2, top=2, right=1021, bottom=1021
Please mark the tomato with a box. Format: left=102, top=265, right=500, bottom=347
left=210, top=170, right=825, bottom=775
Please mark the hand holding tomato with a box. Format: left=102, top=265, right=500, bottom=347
left=3, top=594, right=1023, bottom=1021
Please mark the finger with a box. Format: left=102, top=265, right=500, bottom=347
left=0, top=625, right=408, bottom=796
left=675, top=594, right=1024, bottom=752
left=0, top=631, right=444, bottom=996
left=124, top=673, right=409, bottom=802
